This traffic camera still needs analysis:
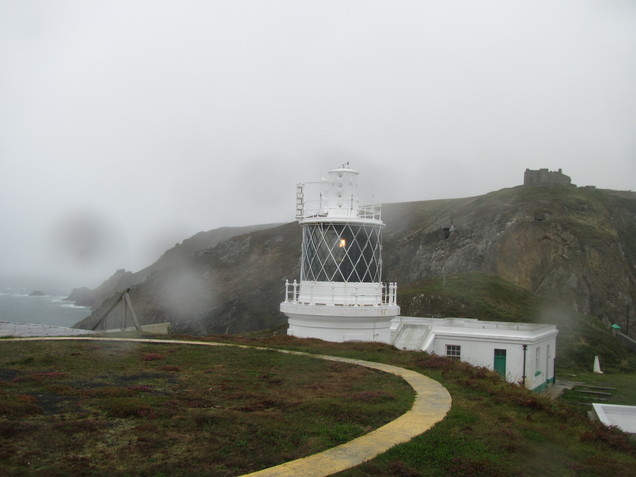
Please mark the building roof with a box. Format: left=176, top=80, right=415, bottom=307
left=592, top=403, right=636, bottom=434
left=394, top=317, right=558, bottom=342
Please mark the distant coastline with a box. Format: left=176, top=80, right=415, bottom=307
left=0, top=284, right=90, bottom=328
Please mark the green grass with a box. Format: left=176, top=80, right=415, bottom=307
left=2, top=336, right=635, bottom=476
left=236, top=335, right=636, bottom=477
left=559, top=371, right=636, bottom=406
left=0, top=340, right=413, bottom=476
left=398, top=273, right=537, bottom=323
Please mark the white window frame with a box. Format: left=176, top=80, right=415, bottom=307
left=446, top=344, right=461, bottom=360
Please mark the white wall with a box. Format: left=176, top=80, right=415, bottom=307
left=527, top=337, right=557, bottom=390
left=430, top=334, right=557, bottom=390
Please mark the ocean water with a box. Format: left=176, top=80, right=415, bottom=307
left=0, top=285, right=90, bottom=328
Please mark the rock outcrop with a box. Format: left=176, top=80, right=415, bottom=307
left=73, top=223, right=286, bottom=333
left=383, top=186, right=636, bottom=325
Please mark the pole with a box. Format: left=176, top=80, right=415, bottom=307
left=522, top=344, right=527, bottom=387
left=91, top=289, right=130, bottom=330
left=122, top=297, right=126, bottom=329
left=123, top=291, right=143, bottom=332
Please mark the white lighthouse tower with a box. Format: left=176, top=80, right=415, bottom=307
left=280, top=164, right=399, bottom=343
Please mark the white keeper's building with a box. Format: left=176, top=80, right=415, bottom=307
left=280, top=165, right=558, bottom=391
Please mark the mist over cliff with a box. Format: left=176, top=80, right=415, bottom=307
left=73, top=185, right=636, bottom=343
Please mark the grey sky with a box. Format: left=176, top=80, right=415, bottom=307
left=1, top=1, right=635, bottom=287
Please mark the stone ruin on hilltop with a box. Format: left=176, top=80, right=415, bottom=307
left=524, top=168, right=572, bottom=187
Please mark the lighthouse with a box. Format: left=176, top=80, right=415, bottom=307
left=280, top=164, right=399, bottom=343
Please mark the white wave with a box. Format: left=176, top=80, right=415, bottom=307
left=51, top=296, right=88, bottom=309
left=0, top=287, right=31, bottom=297
left=56, top=302, right=89, bottom=309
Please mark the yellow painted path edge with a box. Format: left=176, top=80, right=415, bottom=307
left=5, top=337, right=452, bottom=477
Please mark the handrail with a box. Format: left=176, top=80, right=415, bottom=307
left=284, top=281, right=397, bottom=306
left=299, top=200, right=381, bottom=221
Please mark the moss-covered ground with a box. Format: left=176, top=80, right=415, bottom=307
left=0, top=339, right=412, bottom=476
left=1, top=336, right=635, bottom=476
left=246, top=335, right=636, bottom=477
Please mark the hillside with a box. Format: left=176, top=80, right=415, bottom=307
left=73, top=185, right=636, bottom=364
left=382, top=185, right=636, bottom=324
left=74, top=222, right=299, bottom=334
left=398, top=273, right=636, bottom=372
left=69, top=223, right=281, bottom=309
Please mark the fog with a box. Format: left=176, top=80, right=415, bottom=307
left=1, top=1, right=635, bottom=287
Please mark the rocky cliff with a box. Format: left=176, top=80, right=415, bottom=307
left=383, top=186, right=636, bottom=324
left=72, top=223, right=285, bottom=332
left=74, top=185, right=636, bottom=338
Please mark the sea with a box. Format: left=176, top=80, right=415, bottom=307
left=0, top=278, right=91, bottom=328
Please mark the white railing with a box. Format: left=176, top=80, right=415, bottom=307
left=295, top=182, right=382, bottom=221
left=382, top=282, right=398, bottom=305
left=358, top=204, right=382, bottom=221
left=284, top=279, right=299, bottom=303
left=299, top=199, right=381, bottom=221
left=283, top=280, right=397, bottom=306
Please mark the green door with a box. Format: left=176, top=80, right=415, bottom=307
left=494, top=349, right=506, bottom=377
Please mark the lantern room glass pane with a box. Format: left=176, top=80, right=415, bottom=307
left=301, top=223, right=382, bottom=283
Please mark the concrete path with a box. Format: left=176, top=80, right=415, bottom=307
left=3, top=335, right=452, bottom=477
left=0, top=321, right=96, bottom=337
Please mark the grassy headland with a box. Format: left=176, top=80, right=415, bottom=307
left=2, top=336, right=634, bottom=476
left=0, top=339, right=413, bottom=476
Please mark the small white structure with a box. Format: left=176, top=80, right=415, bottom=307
left=280, top=166, right=558, bottom=390
left=391, top=317, right=558, bottom=390
left=280, top=164, right=400, bottom=343
left=592, top=403, right=636, bottom=434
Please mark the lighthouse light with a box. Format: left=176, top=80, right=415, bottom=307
left=339, top=238, right=347, bottom=248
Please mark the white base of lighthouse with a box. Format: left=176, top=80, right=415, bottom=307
left=281, top=302, right=399, bottom=343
